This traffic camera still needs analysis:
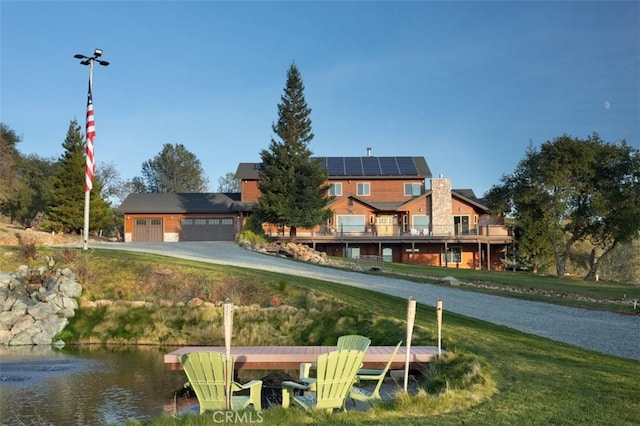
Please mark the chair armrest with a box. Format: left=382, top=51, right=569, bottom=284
left=357, top=368, right=384, bottom=376
left=281, top=380, right=311, bottom=408
left=281, top=380, right=311, bottom=391
left=233, top=379, right=262, bottom=391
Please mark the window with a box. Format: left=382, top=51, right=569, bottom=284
left=444, top=247, right=462, bottom=263
left=453, top=215, right=470, bottom=235
left=413, top=215, right=430, bottom=234
left=328, top=183, right=342, bottom=196
left=404, top=183, right=422, bottom=196
left=357, top=182, right=370, bottom=196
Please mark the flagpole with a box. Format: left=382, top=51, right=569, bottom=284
left=82, top=59, right=94, bottom=250
left=74, top=49, right=109, bottom=250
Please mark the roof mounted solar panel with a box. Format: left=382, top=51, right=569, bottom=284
left=326, top=157, right=345, bottom=175
left=379, top=157, right=401, bottom=175
left=344, top=157, right=364, bottom=175
left=362, top=156, right=382, bottom=175
left=396, top=157, right=418, bottom=175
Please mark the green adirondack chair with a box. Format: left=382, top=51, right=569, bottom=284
left=179, top=352, right=262, bottom=413
left=299, top=335, right=371, bottom=380
left=282, top=349, right=366, bottom=413
left=349, top=340, right=403, bottom=405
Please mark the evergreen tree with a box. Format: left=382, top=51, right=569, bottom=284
left=45, top=119, right=112, bottom=234
left=255, top=63, right=331, bottom=241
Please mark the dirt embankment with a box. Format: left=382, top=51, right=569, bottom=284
left=0, top=223, right=81, bottom=246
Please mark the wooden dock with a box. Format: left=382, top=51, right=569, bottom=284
left=164, top=345, right=440, bottom=371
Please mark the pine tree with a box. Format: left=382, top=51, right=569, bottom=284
left=45, top=119, right=112, bottom=234
left=255, top=63, right=331, bottom=241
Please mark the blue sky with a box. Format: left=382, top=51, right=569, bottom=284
left=2, top=1, right=638, bottom=198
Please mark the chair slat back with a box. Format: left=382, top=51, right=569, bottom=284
left=180, top=352, right=232, bottom=410
left=336, top=335, right=371, bottom=352
left=314, top=349, right=365, bottom=410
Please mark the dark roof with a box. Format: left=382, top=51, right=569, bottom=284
left=235, top=156, right=432, bottom=180
left=452, top=189, right=489, bottom=212
left=117, top=193, right=252, bottom=214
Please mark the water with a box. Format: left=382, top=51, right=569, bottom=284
left=0, top=345, right=189, bottom=425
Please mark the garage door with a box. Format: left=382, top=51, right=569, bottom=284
left=133, top=218, right=163, bottom=242
left=181, top=218, right=235, bottom=241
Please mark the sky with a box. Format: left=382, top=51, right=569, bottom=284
left=1, top=1, right=639, bottom=198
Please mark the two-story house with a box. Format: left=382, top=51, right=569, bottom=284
left=235, top=152, right=512, bottom=270
left=118, top=152, right=512, bottom=270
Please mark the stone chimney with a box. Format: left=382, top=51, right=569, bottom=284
left=430, top=176, right=453, bottom=236
left=366, top=147, right=372, bottom=157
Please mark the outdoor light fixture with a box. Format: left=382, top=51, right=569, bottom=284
left=74, top=49, right=110, bottom=67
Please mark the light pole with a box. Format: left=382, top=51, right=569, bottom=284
left=74, top=48, right=109, bottom=250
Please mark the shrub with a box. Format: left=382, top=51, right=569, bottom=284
left=17, top=234, right=38, bottom=261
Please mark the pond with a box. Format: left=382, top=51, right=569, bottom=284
left=0, top=345, right=199, bottom=425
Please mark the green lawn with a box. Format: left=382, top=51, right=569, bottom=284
left=1, top=246, right=639, bottom=425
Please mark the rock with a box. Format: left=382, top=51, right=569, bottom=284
left=0, top=264, right=82, bottom=346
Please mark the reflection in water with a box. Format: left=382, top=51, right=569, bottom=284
left=0, top=345, right=187, bottom=426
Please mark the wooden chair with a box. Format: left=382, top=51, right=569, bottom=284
left=282, top=349, right=366, bottom=413
left=299, top=335, right=371, bottom=380
left=179, top=352, right=262, bottom=413
left=349, top=340, right=403, bottom=405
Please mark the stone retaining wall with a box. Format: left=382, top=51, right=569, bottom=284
left=0, top=266, right=82, bottom=346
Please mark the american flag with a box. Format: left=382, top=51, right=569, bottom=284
left=85, top=81, right=95, bottom=191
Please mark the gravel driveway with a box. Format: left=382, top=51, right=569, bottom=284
left=92, top=241, right=640, bottom=361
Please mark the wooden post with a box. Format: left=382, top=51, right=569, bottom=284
left=436, top=300, right=443, bottom=356
left=404, top=297, right=416, bottom=393
left=223, top=300, right=233, bottom=410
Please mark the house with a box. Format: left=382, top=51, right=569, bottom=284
left=235, top=153, right=512, bottom=271
left=118, top=152, right=512, bottom=270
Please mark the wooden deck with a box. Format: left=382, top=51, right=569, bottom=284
left=164, top=345, right=440, bottom=371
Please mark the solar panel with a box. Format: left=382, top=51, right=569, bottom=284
left=344, top=157, right=364, bottom=175
left=326, top=157, right=345, bottom=175
left=379, top=157, right=401, bottom=175
left=396, top=157, right=418, bottom=175
left=362, top=156, right=382, bottom=175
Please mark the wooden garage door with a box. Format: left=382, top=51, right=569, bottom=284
left=133, top=218, right=163, bottom=242
left=181, top=218, right=235, bottom=241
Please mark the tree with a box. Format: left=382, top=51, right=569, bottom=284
left=135, top=143, right=209, bottom=193
left=1, top=154, right=56, bottom=227
left=486, top=134, right=640, bottom=279
left=217, top=172, right=241, bottom=193
left=254, top=63, right=331, bottom=241
left=0, top=123, right=21, bottom=204
left=45, top=119, right=112, bottom=234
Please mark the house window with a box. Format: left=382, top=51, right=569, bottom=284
left=413, top=214, right=430, bottom=234
left=328, top=183, right=342, bottom=196
left=404, top=183, right=422, bottom=196
left=444, top=247, right=462, bottom=263
left=357, top=182, right=370, bottom=196
left=453, top=215, right=470, bottom=235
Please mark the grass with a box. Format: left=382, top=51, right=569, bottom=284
left=1, top=245, right=639, bottom=425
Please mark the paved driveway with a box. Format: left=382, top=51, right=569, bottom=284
left=92, top=241, right=640, bottom=360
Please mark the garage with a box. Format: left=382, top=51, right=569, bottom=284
left=180, top=218, right=235, bottom=241
left=133, top=218, right=163, bottom=242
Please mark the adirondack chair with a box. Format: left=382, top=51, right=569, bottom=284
left=299, top=335, right=371, bottom=380
left=179, top=352, right=262, bottom=413
left=349, top=340, right=403, bottom=405
left=281, top=349, right=366, bottom=413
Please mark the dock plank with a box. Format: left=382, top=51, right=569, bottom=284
left=164, top=346, right=439, bottom=371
